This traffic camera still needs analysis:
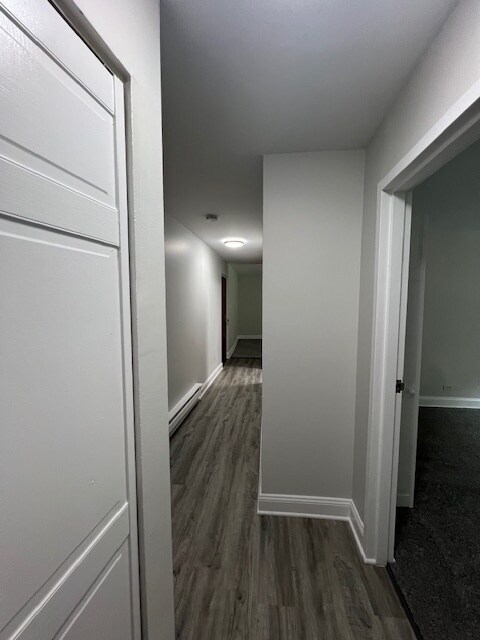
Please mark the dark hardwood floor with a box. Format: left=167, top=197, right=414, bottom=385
left=170, top=359, right=415, bottom=639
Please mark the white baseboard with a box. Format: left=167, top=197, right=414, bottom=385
left=227, top=337, right=238, bottom=359
left=257, top=493, right=376, bottom=565
left=258, top=493, right=351, bottom=519
left=169, top=383, right=202, bottom=436
left=169, top=363, right=223, bottom=436
left=396, top=493, right=412, bottom=508
left=420, top=395, right=480, bottom=409
left=237, top=334, right=262, bottom=340
left=199, top=362, right=223, bottom=399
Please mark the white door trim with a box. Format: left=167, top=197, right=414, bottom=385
left=114, top=75, right=142, bottom=639
left=387, top=191, right=412, bottom=562
left=364, top=84, right=480, bottom=565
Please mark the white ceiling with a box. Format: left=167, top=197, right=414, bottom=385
left=160, top=0, right=458, bottom=263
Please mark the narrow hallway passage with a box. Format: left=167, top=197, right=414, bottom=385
left=170, top=359, right=415, bottom=639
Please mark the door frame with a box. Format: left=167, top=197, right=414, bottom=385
left=364, top=88, right=480, bottom=566
left=221, top=275, right=228, bottom=364
left=396, top=204, right=428, bottom=511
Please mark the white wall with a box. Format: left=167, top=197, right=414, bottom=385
left=226, top=264, right=262, bottom=350
left=261, top=150, right=365, bottom=500
left=353, top=0, right=480, bottom=520
left=165, top=216, right=226, bottom=411
left=238, top=270, right=262, bottom=336
left=227, top=264, right=239, bottom=353
left=56, top=1, right=175, bottom=637
left=415, top=139, right=480, bottom=399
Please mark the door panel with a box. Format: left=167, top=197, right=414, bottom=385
left=55, top=541, right=132, bottom=640
left=0, top=156, right=119, bottom=244
left=0, top=3, right=139, bottom=639
left=1, top=508, right=130, bottom=640
left=1, top=0, right=114, bottom=112
left=397, top=205, right=427, bottom=507
left=0, top=12, right=115, bottom=205
left=0, top=220, right=127, bottom=627
left=387, top=192, right=412, bottom=562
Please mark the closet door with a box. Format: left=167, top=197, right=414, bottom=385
left=0, top=1, right=140, bottom=638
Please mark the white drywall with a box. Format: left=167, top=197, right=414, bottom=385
left=238, top=270, right=262, bottom=336
left=165, top=216, right=226, bottom=411
left=227, top=264, right=239, bottom=352
left=261, top=150, right=365, bottom=500
left=415, top=139, right=480, bottom=399
left=353, top=0, right=480, bottom=520
left=56, top=0, right=176, bottom=637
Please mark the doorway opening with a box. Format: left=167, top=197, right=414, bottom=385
left=365, top=97, right=480, bottom=570
left=387, top=138, right=480, bottom=639
left=225, top=264, right=263, bottom=360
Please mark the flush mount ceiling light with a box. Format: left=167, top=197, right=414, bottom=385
left=223, top=238, right=245, bottom=249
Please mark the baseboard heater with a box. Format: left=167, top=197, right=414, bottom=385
left=168, top=383, right=203, bottom=437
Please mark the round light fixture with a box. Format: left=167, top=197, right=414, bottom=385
left=223, top=239, right=245, bottom=249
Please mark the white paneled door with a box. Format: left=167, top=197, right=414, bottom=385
left=0, top=2, right=141, bottom=639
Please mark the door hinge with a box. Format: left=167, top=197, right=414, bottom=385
left=396, top=379, right=405, bottom=393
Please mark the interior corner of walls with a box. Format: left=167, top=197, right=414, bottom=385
left=199, top=362, right=223, bottom=399
left=256, top=491, right=376, bottom=565
left=348, top=501, right=376, bottom=565
left=349, top=498, right=364, bottom=542
left=227, top=336, right=238, bottom=359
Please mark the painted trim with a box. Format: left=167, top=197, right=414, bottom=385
left=419, top=396, right=480, bottom=409
left=348, top=500, right=375, bottom=564
left=237, top=334, right=262, bottom=340
left=199, top=362, right=223, bottom=399
left=113, top=77, right=142, bottom=636
left=168, top=384, right=202, bottom=436
left=396, top=493, right=411, bottom=508
left=227, top=337, right=238, bottom=359
left=350, top=499, right=365, bottom=539
left=257, top=493, right=376, bottom=564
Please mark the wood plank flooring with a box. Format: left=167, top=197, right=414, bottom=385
left=170, top=359, right=415, bottom=639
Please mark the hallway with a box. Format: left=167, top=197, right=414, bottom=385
left=170, top=359, right=415, bottom=639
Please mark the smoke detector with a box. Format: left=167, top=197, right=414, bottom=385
left=204, top=214, right=218, bottom=222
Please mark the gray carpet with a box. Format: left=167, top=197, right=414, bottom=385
left=231, top=338, right=262, bottom=359
left=390, top=407, right=480, bottom=640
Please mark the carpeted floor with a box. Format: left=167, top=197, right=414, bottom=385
left=390, top=407, right=480, bottom=640
left=231, top=338, right=262, bottom=358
